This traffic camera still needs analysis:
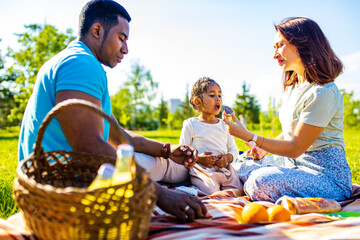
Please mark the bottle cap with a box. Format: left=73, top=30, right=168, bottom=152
left=98, top=163, right=115, bottom=180
left=117, top=144, right=134, bottom=158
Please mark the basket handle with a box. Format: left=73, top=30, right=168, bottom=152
left=33, top=99, right=129, bottom=157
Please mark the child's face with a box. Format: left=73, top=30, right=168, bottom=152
left=199, top=83, right=222, bottom=115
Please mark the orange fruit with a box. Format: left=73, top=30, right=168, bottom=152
left=241, top=202, right=269, bottom=223
left=267, top=205, right=291, bottom=222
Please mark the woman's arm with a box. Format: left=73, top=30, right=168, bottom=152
left=223, top=114, right=323, bottom=159
left=257, top=122, right=323, bottom=158
left=246, top=132, right=285, bottom=159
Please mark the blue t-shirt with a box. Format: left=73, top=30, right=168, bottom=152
left=18, top=41, right=111, bottom=161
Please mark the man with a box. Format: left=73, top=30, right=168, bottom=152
left=18, top=0, right=208, bottom=222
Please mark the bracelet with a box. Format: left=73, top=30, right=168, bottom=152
left=161, top=142, right=171, bottom=159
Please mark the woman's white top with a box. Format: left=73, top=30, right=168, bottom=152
left=279, top=81, right=345, bottom=151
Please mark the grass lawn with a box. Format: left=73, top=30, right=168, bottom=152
left=0, top=127, right=20, bottom=219
left=1, top=127, right=359, bottom=219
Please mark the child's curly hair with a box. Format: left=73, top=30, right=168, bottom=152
left=190, top=77, right=220, bottom=110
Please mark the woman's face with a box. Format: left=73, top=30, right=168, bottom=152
left=273, top=31, right=304, bottom=74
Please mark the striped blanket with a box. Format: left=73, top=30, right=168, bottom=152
left=148, top=185, right=360, bottom=240
left=2, top=185, right=360, bottom=240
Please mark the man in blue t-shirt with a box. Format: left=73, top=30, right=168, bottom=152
left=18, top=0, right=208, bottom=222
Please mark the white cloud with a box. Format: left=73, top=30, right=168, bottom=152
left=341, top=51, right=360, bottom=73
left=337, top=51, right=360, bottom=100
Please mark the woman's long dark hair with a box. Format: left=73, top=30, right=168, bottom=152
left=275, top=17, right=343, bottom=89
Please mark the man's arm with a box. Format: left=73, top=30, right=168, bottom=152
left=57, top=90, right=165, bottom=157
left=56, top=90, right=117, bottom=158
left=109, top=116, right=198, bottom=168
left=108, top=113, right=175, bottom=156
left=56, top=90, right=206, bottom=221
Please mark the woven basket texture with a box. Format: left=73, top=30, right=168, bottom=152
left=13, top=99, right=157, bottom=240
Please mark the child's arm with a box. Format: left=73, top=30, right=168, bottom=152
left=216, top=124, right=239, bottom=168
left=179, top=119, right=193, bottom=146
left=226, top=135, right=239, bottom=163
left=215, top=153, right=233, bottom=168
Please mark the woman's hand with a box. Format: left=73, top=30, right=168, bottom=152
left=215, top=153, right=232, bottom=168
left=222, top=111, right=252, bottom=141
left=197, top=152, right=217, bottom=167
left=246, top=145, right=268, bottom=160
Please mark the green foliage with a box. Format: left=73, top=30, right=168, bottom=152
left=1, top=24, right=75, bottom=126
left=112, top=62, right=159, bottom=130
left=259, top=97, right=281, bottom=133
left=342, top=89, right=360, bottom=129
left=0, top=48, right=18, bottom=127
left=111, top=88, right=132, bottom=127
left=156, top=96, right=170, bottom=129
left=233, top=82, right=261, bottom=127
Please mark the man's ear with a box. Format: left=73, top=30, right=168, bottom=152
left=90, top=23, right=103, bottom=39
left=194, top=97, right=201, bottom=106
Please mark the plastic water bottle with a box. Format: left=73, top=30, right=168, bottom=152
left=112, top=144, right=134, bottom=186
left=88, top=163, right=115, bottom=190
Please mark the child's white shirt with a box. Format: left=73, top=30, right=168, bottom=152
left=179, top=117, right=239, bottom=161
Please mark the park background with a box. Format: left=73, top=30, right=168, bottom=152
left=0, top=0, right=359, bottom=219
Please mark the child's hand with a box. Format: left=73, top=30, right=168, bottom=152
left=215, top=153, right=233, bottom=168
left=197, top=152, right=217, bottom=167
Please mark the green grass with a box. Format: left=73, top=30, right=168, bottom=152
left=1, top=127, right=359, bottom=219
left=0, top=126, right=20, bottom=219
left=344, top=130, right=360, bottom=184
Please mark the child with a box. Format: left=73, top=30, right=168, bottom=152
left=179, top=77, right=243, bottom=195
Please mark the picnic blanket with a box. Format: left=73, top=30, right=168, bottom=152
left=2, top=185, right=360, bottom=240
left=149, top=184, right=360, bottom=240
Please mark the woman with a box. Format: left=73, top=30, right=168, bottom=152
left=223, top=17, right=352, bottom=202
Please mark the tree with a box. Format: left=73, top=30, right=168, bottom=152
left=233, top=82, right=260, bottom=128
left=170, top=84, right=195, bottom=129
left=3, top=24, right=75, bottom=126
left=111, top=88, right=132, bottom=128
left=156, top=95, right=169, bottom=129
left=341, top=89, right=360, bottom=129
left=0, top=39, right=20, bottom=127
left=112, top=62, right=158, bottom=130
left=0, top=46, right=9, bottom=126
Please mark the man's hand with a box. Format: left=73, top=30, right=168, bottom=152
left=155, top=184, right=209, bottom=223
left=169, top=144, right=198, bottom=168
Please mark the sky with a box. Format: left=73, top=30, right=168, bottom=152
left=1, top=0, right=359, bottom=110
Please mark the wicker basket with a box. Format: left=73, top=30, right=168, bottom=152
left=13, top=99, right=157, bottom=240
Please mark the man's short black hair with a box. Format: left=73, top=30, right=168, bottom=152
left=79, top=0, right=131, bottom=38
